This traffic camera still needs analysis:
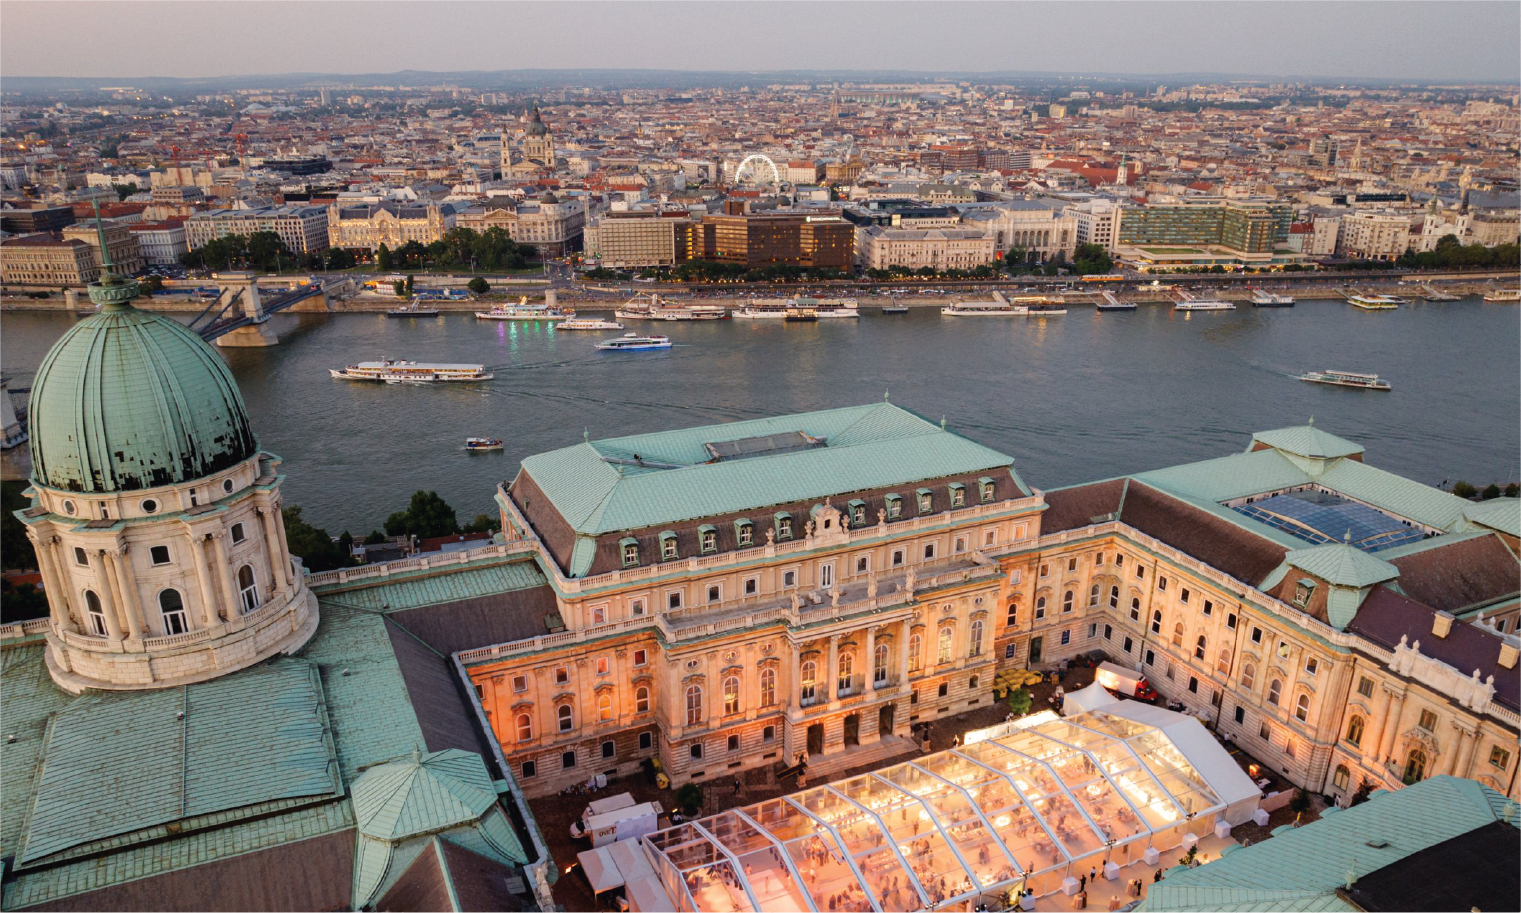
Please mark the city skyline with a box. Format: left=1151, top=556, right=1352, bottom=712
left=3, top=0, right=1519, bottom=82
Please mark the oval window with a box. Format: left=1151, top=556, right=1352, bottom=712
left=222, top=479, right=234, bottom=494
left=142, top=498, right=159, bottom=514
left=63, top=499, right=77, bottom=516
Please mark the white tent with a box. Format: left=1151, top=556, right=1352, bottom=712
left=1062, top=681, right=1120, bottom=716
left=1098, top=701, right=1263, bottom=825
left=577, top=836, right=660, bottom=896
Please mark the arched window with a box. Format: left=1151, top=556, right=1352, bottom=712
left=1294, top=693, right=1311, bottom=723
left=1346, top=715, right=1365, bottom=746
left=1216, top=648, right=1232, bottom=675
left=838, top=652, right=854, bottom=693
left=1172, top=623, right=1185, bottom=647
left=1194, top=635, right=1207, bottom=661
left=1109, top=586, right=1120, bottom=609
left=968, top=618, right=984, bottom=657
left=874, top=644, right=889, bottom=685
left=1267, top=679, right=1282, bottom=706
left=1006, top=603, right=1018, bottom=626
left=84, top=589, right=107, bottom=637
left=759, top=668, right=776, bottom=706
left=801, top=661, right=818, bottom=701
left=937, top=627, right=954, bottom=664
left=1062, top=590, right=1075, bottom=613
left=723, top=675, right=740, bottom=715
left=1151, top=610, right=1162, bottom=633
left=516, top=713, right=533, bottom=742
left=1241, top=662, right=1256, bottom=690
left=237, top=564, right=259, bottom=614
left=1035, top=596, right=1047, bottom=619
left=1089, top=584, right=1100, bottom=607
left=557, top=704, right=574, bottom=733
left=636, top=686, right=651, bottom=713
left=908, top=635, right=922, bottom=673
left=1402, top=749, right=1427, bottom=785
left=158, top=588, right=188, bottom=636
left=685, top=684, right=703, bottom=725
left=1129, top=596, right=1141, bottom=620
left=598, top=692, right=613, bottom=722
left=1332, top=765, right=1350, bottom=791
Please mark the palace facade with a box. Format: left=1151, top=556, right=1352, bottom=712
left=462, top=407, right=1520, bottom=807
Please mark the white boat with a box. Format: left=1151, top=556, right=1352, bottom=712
left=1482, top=288, right=1520, bottom=302
left=330, top=359, right=493, bottom=383
left=1346, top=294, right=1402, bottom=310
left=555, top=318, right=624, bottom=330
left=1249, top=289, right=1295, bottom=307
left=616, top=293, right=726, bottom=321
left=735, top=297, right=860, bottom=319
left=465, top=437, right=504, bottom=451
left=476, top=295, right=573, bottom=320
left=1299, top=369, right=1392, bottom=391
left=1173, top=291, right=1234, bottom=311
left=596, top=333, right=672, bottom=351
left=941, top=291, right=1052, bottom=316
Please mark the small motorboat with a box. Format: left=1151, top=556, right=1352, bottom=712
left=465, top=437, right=505, bottom=451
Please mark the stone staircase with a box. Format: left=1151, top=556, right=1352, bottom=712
left=804, top=734, right=921, bottom=783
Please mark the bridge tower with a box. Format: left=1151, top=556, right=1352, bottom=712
left=212, top=272, right=278, bottom=348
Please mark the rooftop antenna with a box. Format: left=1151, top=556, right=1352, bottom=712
left=583, top=428, right=590, bottom=443
left=1308, top=415, right=1315, bottom=426
left=883, top=388, right=890, bottom=402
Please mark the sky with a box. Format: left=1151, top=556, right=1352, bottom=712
left=2, top=1, right=1518, bottom=82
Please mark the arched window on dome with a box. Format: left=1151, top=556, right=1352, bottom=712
left=237, top=565, right=259, bottom=614
left=84, top=589, right=107, bottom=637
left=159, top=588, right=188, bottom=636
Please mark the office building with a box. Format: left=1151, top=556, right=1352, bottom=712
left=0, top=236, right=99, bottom=286
left=683, top=207, right=854, bottom=269
left=128, top=220, right=189, bottom=266
left=856, top=225, right=996, bottom=271
left=587, top=211, right=683, bottom=268
left=185, top=205, right=330, bottom=254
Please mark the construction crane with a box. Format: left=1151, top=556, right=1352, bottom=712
left=234, top=134, right=248, bottom=179
left=169, top=144, right=185, bottom=186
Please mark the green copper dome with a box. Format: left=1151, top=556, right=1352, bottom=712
left=29, top=293, right=258, bottom=494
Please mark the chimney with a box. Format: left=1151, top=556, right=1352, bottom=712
left=1500, top=642, right=1519, bottom=670
left=1431, top=611, right=1453, bottom=639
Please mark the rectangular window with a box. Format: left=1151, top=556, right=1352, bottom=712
left=953, top=536, right=967, bottom=554
left=727, top=735, right=740, bottom=752
left=591, top=604, right=607, bottom=625
left=783, top=570, right=797, bottom=587
left=1180, top=587, right=1190, bottom=604
left=596, top=657, right=610, bottom=675
left=917, top=490, right=932, bottom=514
left=1144, top=649, right=1155, bottom=667
left=1088, top=623, right=1097, bottom=638
left=984, top=530, right=996, bottom=546
left=1095, top=552, right=1105, bottom=566
left=562, top=751, right=577, bottom=769
left=1259, top=722, right=1270, bottom=741
left=1115, top=554, right=1123, bottom=567
left=763, top=725, right=776, bottom=743
left=555, top=667, right=570, bottom=684
left=74, top=546, right=88, bottom=566
left=690, top=744, right=703, bottom=760
left=1418, top=709, right=1437, bottom=731
left=1188, top=676, right=1198, bottom=693
left=922, top=543, right=936, bottom=561
left=1251, top=626, right=1263, bottom=645
left=819, top=563, right=834, bottom=588
left=661, top=537, right=678, bottom=560
left=1304, top=657, right=1319, bottom=676
left=513, top=675, right=528, bottom=692
left=707, top=584, right=721, bottom=604
left=1286, top=738, right=1296, bottom=760
left=633, top=649, right=647, bottom=666
left=1235, top=706, right=1245, bottom=724
left=1202, top=599, right=1213, bottom=617
left=667, top=590, right=683, bottom=610
left=150, top=545, right=171, bottom=566
left=230, top=522, right=246, bottom=544
left=602, top=740, right=616, bottom=759
left=1103, top=624, right=1113, bottom=640
left=855, top=555, right=870, bottom=574
left=1294, top=582, right=1314, bottom=607
left=1157, top=575, right=1168, bottom=592
left=639, top=731, right=653, bottom=751
left=777, top=515, right=793, bottom=539
left=737, top=523, right=753, bottom=547
left=700, top=530, right=717, bottom=553
left=1009, top=569, right=1022, bottom=585
left=1067, top=558, right=1078, bottom=573
left=1135, top=565, right=1145, bottom=580
left=521, top=760, right=537, bottom=779
left=891, top=550, right=905, bottom=568
left=950, top=486, right=965, bottom=509
left=886, top=495, right=902, bottom=519
left=938, top=683, right=949, bottom=698
left=1491, top=747, right=1512, bottom=769
left=1039, top=563, right=1049, bottom=578
left=980, top=480, right=995, bottom=503
left=1357, top=676, right=1374, bottom=698
left=744, top=576, right=758, bottom=596
left=1226, top=612, right=1237, bottom=630
left=622, top=543, right=640, bottom=567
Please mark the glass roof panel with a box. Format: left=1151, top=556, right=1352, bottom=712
left=1072, top=710, right=1155, bottom=739
left=853, top=847, right=923, bottom=912
left=681, top=859, right=757, bottom=913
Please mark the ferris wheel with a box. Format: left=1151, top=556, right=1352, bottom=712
left=734, top=153, right=782, bottom=186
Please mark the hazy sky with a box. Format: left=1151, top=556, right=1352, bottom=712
left=3, top=1, right=1518, bottom=81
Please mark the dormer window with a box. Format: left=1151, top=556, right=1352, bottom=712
left=979, top=477, right=996, bottom=503
left=699, top=525, right=717, bottom=554
left=916, top=488, right=933, bottom=514
left=885, top=494, right=902, bottom=519
left=775, top=512, right=792, bottom=540
left=735, top=519, right=753, bottom=547
left=660, top=531, right=679, bottom=561
left=620, top=537, right=640, bottom=568
left=949, top=483, right=966, bottom=509
left=1293, top=579, right=1315, bottom=608
left=848, top=499, right=867, bottom=526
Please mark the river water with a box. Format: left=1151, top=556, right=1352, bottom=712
left=4, top=298, right=1517, bottom=535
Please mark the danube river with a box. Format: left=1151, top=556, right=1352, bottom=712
left=4, top=298, right=1517, bottom=535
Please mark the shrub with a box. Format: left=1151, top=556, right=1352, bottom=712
left=675, top=782, right=704, bottom=816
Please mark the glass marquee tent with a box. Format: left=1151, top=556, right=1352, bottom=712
left=637, top=707, right=1255, bottom=912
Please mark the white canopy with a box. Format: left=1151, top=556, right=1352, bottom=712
left=1100, top=701, right=1263, bottom=824
left=577, top=836, right=659, bottom=895
left=1063, top=681, right=1120, bottom=715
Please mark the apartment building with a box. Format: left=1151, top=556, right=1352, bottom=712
left=0, top=236, right=98, bottom=285
left=61, top=219, right=144, bottom=277
left=185, top=205, right=330, bottom=254
left=856, top=225, right=996, bottom=271
left=1338, top=211, right=1413, bottom=260
left=1067, top=199, right=1123, bottom=253
left=128, top=220, right=188, bottom=266
left=586, top=211, right=682, bottom=268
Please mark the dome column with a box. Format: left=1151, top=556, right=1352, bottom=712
left=104, top=548, right=144, bottom=642
left=259, top=507, right=289, bottom=593
left=189, top=533, right=222, bottom=629
left=35, top=536, right=77, bottom=633
left=86, top=549, right=126, bottom=643
left=211, top=531, right=243, bottom=620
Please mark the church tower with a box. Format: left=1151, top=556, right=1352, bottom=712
left=18, top=213, right=318, bottom=693
left=523, top=104, right=555, bottom=165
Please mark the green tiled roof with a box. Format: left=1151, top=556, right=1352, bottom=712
left=316, top=559, right=547, bottom=612
left=519, top=402, right=1025, bottom=536
left=1136, top=448, right=1315, bottom=504
left=1284, top=543, right=1400, bottom=588
left=1139, top=776, right=1512, bottom=912
left=1250, top=424, right=1364, bottom=460
left=352, top=749, right=497, bottom=842
left=18, top=661, right=340, bottom=866
left=0, top=644, right=74, bottom=862
left=1315, top=459, right=1472, bottom=532
left=1462, top=497, right=1521, bottom=537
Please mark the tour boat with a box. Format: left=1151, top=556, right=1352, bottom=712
left=1173, top=291, right=1234, bottom=311
left=1249, top=289, right=1296, bottom=307
left=616, top=293, right=726, bottom=321
left=555, top=318, right=624, bottom=330
left=1482, top=288, right=1520, bottom=302
left=1299, top=369, right=1392, bottom=391
left=735, top=297, right=860, bottom=319
left=387, top=298, right=442, bottom=318
left=465, top=437, right=504, bottom=451
left=941, top=292, right=1052, bottom=316
left=330, top=359, right=493, bottom=383
left=596, top=333, right=672, bottom=351
left=1347, top=294, right=1402, bottom=310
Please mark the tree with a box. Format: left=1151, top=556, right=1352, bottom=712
left=0, top=579, right=48, bottom=623
left=1007, top=686, right=1033, bottom=717
left=1452, top=480, right=1477, bottom=498
left=393, top=280, right=407, bottom=298
left=467, top=276, right=490, bottom=295
left=1481, top=483, right=1502, bottom=500
left=1, top=481, right=36, bottom=572
left=138, top=275, right=164, bottom=296
left=112, top=182, right=138, bottom=201
left=675, top=782, right=704, bottom=816
left=377, top=243, right=393, bottom=271
left=1506, top=483, right=1519, bottom=498
left=462, top=513, right=498, bottom=533
left=1071, top=242, right=1114, bottom=276
left=383, top=490, right=460, bottom=539
left=281, top=505, right=355, bottom=572
left=1288, top=787, right=1312, bottom=818
left=363, top=530, right=389, bottom=545
left=405, top=274, right=415, bottom=295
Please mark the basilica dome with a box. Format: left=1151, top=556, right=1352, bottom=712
left=29, top=276, right=258, bottom=493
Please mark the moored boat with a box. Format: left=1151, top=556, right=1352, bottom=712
left=1482, top=288, right=1520, bottom=302
left=735, top=297, right=860, bottom=319
left=555, top=318, right=624, bottom=330
left=465, top=437, right=504, bottom=451
left=387, top=298, right=442, bottom=318
left=1173, top=290, right=1234, bottom=311
left=595, top=333, right=672, bottom=351
left=476, top=298, right=575, bottom=320
left=1250, top=289, right=1295, bottom=307
left=880, top=305, right=910, bottom=314
left=1299, top=369, right=1392, bottom=391
left=1095, top=291, right=1136, bottom=311
left=330, top=359, right=493, bottom=383
left=1346, top=294, right=1402, bottom=310
left=616, top=293, right=726, bottom=321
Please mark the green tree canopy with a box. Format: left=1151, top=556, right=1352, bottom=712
left=281, top=505, right=355, bottom=572
left=384, top=490, right=461, bottom=539
left=467, top=276, right=490, bottom=294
